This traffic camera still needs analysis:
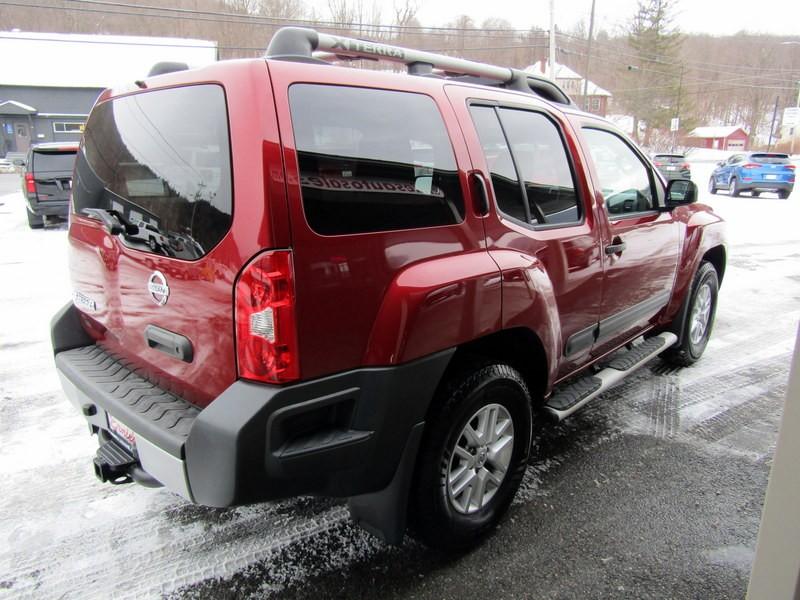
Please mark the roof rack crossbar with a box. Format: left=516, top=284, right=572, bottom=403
left=265, top=27, right=573, bottom=106
left=266, top=27, right=512, bottom=82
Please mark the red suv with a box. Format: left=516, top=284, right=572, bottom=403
left=52, top=28, right=726, bottom=550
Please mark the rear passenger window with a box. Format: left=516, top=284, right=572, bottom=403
left=470, top=105, right=580, bottom=226
left=498, top=109, right=580, bottom=225
left=582, top=128, right=654, bottom=216
left=289, top=84, right=464, bottom=236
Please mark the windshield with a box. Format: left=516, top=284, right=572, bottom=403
left=73, top=84, right=232, bottom=260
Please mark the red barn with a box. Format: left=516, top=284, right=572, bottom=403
left=686, top=126, right=749, bottom=151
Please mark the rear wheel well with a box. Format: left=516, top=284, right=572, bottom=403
left=702, top=245, right=726, bottom=285
left=438, top=328, right=548, bottom=407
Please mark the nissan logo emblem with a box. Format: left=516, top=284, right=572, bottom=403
left=147, top=271, right=170, bottom=306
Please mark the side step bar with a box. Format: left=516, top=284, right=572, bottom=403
left=545, top=332, right=678, bottom=422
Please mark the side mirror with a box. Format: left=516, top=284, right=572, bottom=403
left=12, top=158, right=25, bottom=166
left=665, top=179, right=697, bottom=208
left=716, top=161, right=724, bottom=167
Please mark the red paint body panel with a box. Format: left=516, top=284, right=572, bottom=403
left=269, top=61, right=492, bottom=376
left=67, top=55, right=726, bottom=408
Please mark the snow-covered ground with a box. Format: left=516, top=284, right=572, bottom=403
left=0, top=162, right=798, bottom=598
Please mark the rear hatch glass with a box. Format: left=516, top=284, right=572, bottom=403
left=31, top=150, right=77, bottom=201
left=33, top=151, right=76, bottom=172
left=653, top=155, right=685, bottom=164
left=750, top=154, right=790, bottom=165
left=74, top=84, right=232, bottom=259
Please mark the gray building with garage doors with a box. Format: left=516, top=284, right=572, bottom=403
left=0, top=31, right=217, bottom=158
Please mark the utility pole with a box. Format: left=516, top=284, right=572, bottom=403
left=670, top=66, right=684, bottom=152
left=582, top=0, right=596, bottom=112
left=792, top=81, right=800, bottom=156
left=548, top=0, right=556, bottom=78
left=767, top=95, right=780, bottom=152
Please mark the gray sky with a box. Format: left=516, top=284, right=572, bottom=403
left=306, top=0, right=800, bottom=37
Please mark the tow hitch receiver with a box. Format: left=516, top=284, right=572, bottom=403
left=94, top=438, right=136, bottom=485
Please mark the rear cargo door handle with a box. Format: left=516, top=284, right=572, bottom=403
left=605, top=237, right=626, bottom=256
left=144, top=325, right=193, bottom=363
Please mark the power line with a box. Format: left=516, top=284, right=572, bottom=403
left=62, top=0, right=547, bottom=36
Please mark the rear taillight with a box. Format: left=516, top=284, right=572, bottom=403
left=742, top=163, right=761, bottom=169
left=786, top=165, right=796, bottom=171
left=25, top=173, right=35, bottom=194
left=235, top=249, right=299, bottom=384
left=654, top=162, right=664, bottom=167
left=681, top=163, right=690, bottom=170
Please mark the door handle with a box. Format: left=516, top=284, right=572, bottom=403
left=469, top=171, right=490, bottom=216
left=605, top=238, right=626, bottom=255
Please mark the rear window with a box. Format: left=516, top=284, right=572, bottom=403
left=289, top=84, right=464, bottom=236
left=32, top=151, right=77, bottom=173
left=73, top=84, right=232, bottom=259
left=750, top=154, right=790, bottom=165
left=653, top=155, right=684, bottom=164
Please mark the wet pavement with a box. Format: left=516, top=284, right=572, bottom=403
left=0, top=163, right=798, bottom=599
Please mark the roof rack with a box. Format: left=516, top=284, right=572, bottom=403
left=265, top=27, right=573, bottom=106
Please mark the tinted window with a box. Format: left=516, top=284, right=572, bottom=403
left=74, top=84, right=232, bottom=259
left=653, top=154, right=684, bottom=164
left=289, top=84, right=463, bottom=235
left=497, top=108, right=580, bottom=225
left=582, top=128, right=654, bottom=215
left=750, top=153, right=790, bottom=165
left=469, top=105, right=527, bottom=222
left=32, top=151, right=77, bottom=173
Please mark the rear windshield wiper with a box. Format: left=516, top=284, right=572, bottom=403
left=82, top=208, right=139, bottom=236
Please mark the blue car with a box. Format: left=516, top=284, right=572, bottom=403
left=709, top=152, right=795, bottom=199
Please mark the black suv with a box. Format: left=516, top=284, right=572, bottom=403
left=21, top=142, right=79, bottom=228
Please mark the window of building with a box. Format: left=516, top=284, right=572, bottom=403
left=53, top=122, right=85, bottom=133
left=591, top=98, right=601, bottom=111
left=289, top=84, right=464, bottom=236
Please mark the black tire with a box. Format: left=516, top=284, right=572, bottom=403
left=751, top=191, right=760, bottom=198
left=26, top=209, right=44, bottom=229
left=408, top=363, right=532, bottom=550
left=663, top=262, right=719, bottom=367
left=730, top=177, right=741, bottom=197
left=708, top=177, right=717, bottom=195
left=778, top=189, right=790, bottom=200
left=148, top=237, right=158, bottom=251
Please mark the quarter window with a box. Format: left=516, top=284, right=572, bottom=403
left=470, top=105, right=581, bottom=226
left=469, top=106, right=527, bottom=222
left=289, top=84, right=464, bottom=236
left=582, top=128, right=654, bottom=216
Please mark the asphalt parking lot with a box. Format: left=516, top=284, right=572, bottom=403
left=0, top=161, right=798, bottom=599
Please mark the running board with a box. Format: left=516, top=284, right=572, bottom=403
left=545, top=332, right=678, bottom=422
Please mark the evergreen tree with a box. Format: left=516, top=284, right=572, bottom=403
left=621, top=0, right=686, bottom=144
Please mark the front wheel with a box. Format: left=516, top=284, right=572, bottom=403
left=708, top=177, right=717, bottom=194
left=730, top=177, right=741, bottom=197
left=663, top=262, right=719, bottom=367
left=408, top=363, right=532, bottom=550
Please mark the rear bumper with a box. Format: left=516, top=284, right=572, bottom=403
left=27, top=196, right=69, bottom=217
left=738, top=181, right=793, bottom=193
left=52, top=303, right=452, bottom=508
